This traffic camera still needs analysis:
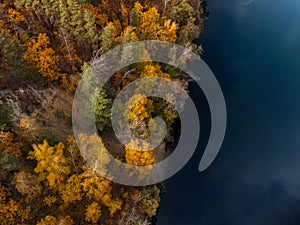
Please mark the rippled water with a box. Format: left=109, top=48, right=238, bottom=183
left=158, top=0, right=300, bottom=224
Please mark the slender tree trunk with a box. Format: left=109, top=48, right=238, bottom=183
left=162, top=0, right=171, bottom=16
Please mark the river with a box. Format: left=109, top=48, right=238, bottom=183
left=157, top=0, right=300, bottom=224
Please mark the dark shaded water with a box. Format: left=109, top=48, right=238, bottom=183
left=158, top=0, right=300, bottom=224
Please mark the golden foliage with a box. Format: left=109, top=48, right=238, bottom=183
left=140, top=63, right=171, bottom=79
left=128, top=94, right=154, bottom=122
left=0, top=0, right=203, bottom=224
left=0, top=199, right=30, bottom=224
left=100, top=1, right=179, bottom=50
left=131, top=2, right=179, bottom=42
left=106, top=199, right=122, bottom=217
left=138, top=7, right=161, bottom=40
left=36, top=215, right=57, bottom=225
left=80, top=166, right=112, bottom=202
left=7, top=8, right=25, bottom=23
left=125, top=140, right=155, bottom=166
left=158, top=19, right=179, bottom=42
left=80, top=165, right=122, bottom=216
left=59, top=174, right=82, bottom=205
left=0, top=131, right=23, bottom=157
left=0, top=184, right=31, bottom=224
left=43, top=196, right=57, bottom=206
left=88, top=4, right=108, bottom=28
left=0, top=184, right=9, bottom=203
left=118, top=26, right=138, bottom=43
left=85, top=202, right=101, bottom=223
left=23, top=33, right=66, bottom=82
left=37, top=215, right=74, bottom=225
left=28, top=140, right=70, bottom=188
left=133, top=2, right=143, bottom=15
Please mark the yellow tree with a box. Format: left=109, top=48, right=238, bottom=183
left=0, top=184, right=31, bottom=224
left=130, top=2, right=179, bottom=42
left=85, top=202, right=101, bottom=224
left=140, top=63, right=171, bottom=79
left=36, top=215, right=74, bottom=225
left=127, top=94, right=154, bottom=139
left=139, top=63, right=178, bottom=125
left=88, top=4, right=108, bottom=28
left=128, top=94, right=154, bottom=123
left=80, top=165, right=112, bottom=202
left=0, top=199, right=31, bottom=224
left=158, top=19, right=178, bottom=42
left=28, top=140, right=71, bottom=189
left=101, top=1, right=179, bottom=48
left=0, top=131, right=23, bottom=157
left=80, top=165, right=122, bottom=217
left=125, top=140, right=155, bottom=167
left=43, top=196, right=57, bottom=207
left=23, top=33, right=66, bottom=82
left=59, top=174, right=82, bottom=205
left=136, top=6, right=161, bottom=40
left=36, top=215, right=57, bottom=225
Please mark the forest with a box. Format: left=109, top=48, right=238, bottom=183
left=0, top=0, right=205, bottom=224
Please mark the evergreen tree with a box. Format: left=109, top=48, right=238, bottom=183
left=130, top=8, right=139, bottom=27
left=100, top=22, right=117, bottom=53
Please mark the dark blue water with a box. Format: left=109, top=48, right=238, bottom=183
left=157, top=0, right=300, bottom=224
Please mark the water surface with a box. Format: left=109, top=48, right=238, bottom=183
left=158, top=0, right=300, bottom=224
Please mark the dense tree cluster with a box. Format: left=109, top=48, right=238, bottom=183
left=0, top=0, right=203, bottom=88
left=0, top=0, right=204, bottom=224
